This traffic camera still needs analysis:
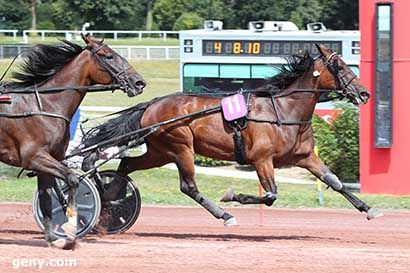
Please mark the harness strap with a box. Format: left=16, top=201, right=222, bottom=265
left=232, top=126, right=248, bottom=165
left=0, top=111, right=70, bottom=123
left=34, top=84, right=43, bottom=111
left=247, top=118, right=311, bottom=126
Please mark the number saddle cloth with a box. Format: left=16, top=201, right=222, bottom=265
left=221, top=92, right=251, bottom=165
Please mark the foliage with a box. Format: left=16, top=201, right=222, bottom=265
left=194, top=155, right=229, bottom=167
left=38, top=0, right=146, bottom=30
left=312, top=102, right=359, bottom=182
left=173, top=13, right=204, bottom=31
left=320, top=0, right=359, bottom=30
left=153, top=0, right=224, bottom=30
left=0, top=0, right=31, bottom=30
left=289, top=0, right=323, bottom=29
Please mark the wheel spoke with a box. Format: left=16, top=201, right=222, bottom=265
left=78, top=203, right=95, bottom=211
left=51, top=206, right=65, bottom=214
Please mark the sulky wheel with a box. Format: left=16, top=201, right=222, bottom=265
left=92, top=170, right=141, bottom=234
left=32, top=173, right=101, bottom=239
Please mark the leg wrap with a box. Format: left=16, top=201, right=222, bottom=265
left=321, top=172, right=343, bottom=191
left=192, top=191, right=226, bottom=219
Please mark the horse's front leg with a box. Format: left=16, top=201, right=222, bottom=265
left=26, top=151, right=79, bottom=249
left=296, top=152, right=383, bottom=220
left=37, top=174, right=59, bottom=243
left=221, top=160, right=277, bottom=206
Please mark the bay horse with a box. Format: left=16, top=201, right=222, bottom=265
left=0, top=34, right=146, bottom=249
left=83, top=44, right=382, bottom=227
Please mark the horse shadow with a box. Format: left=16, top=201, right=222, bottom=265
left=130, top=231, right=340, bottom=243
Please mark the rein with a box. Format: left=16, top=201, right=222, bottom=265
left=0, top=83, right=121, bottom=94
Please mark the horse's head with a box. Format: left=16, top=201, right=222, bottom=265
left=82, top=33, right=146, bottom=97
left=313, top=44, right=370, bottom=105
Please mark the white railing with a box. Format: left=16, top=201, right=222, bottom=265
left=22, top=30, right=179, bottom=43
left=112, top=46, right=179, bottom=60
left=0, top=30, right=18, bottom=40
left=0, top=45, right=179, bottom=60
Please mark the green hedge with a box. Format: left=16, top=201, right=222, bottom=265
left=312, top=102, right=359, bottom=182
left=194, top=155, right=229, bottom=167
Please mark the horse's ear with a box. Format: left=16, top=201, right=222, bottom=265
left=81, top=33, right=91, bottom=44
left=315, top=43, right=325, bottom=56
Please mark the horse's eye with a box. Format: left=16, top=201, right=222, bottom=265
left=106, top=53, right=113, bottom=59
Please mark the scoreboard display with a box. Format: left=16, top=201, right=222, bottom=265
left=202, top=40, right=342, bottom=56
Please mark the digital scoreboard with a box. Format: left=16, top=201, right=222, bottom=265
left=202, top=40, right=342, bottom=56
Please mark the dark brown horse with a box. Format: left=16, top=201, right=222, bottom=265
left=0, top=34, right=145, bottom=249
left=83, top=44, right=381, bottom=227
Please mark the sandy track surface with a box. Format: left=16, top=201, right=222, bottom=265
left=0, top=203, right=409, bottom=273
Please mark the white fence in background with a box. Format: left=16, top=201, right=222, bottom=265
left=22, top=30, right=179, bottom=43
left=0, top=30, right=18, bottom=40
left=0, top=45, right=179, bottom=60
left=113, top=46, right=179, bottom=60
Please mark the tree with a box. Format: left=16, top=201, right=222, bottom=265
left=0, top=0, right=31, bottom=29
left=31, top=0, right=37, bottom=30
left=146, top=0, right=154, bottom=30
left=153, top=0, right=224, bottom=30
left=44, top=0, right=146, bottom=30
left=321, top=0, right=358, bottom=30
left=173, top=12, right=204, bottom=31
left=288, top=0, right=323, bottom=29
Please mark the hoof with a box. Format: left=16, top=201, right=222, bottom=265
left=366, top=207, right=383, bottom=220
left=49, top=239, right=79, bottom=250
left=220, top=188, right=235, bottom=202
left=223, top=217, right=237, bottom=227
left=61, top=223, right=77, bottom=241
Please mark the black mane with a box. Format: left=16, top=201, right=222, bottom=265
left=11, top=40, right=84, bottom=87
left=265, top=51, right=314, bottom=90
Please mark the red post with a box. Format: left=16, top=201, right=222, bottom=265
left=360, top=0, right=410, bottom=194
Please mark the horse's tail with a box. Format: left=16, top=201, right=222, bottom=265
left=82, top=101, right=151, bottom=149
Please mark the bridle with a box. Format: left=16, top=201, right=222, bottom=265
left=87, top=43, right=134, bottom=92
left=318, top=52, right=358, bottom=99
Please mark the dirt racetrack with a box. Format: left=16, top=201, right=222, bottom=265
left=0, top=203, right=409, bottom=273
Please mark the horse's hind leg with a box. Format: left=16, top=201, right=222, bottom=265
left=296, top=153, right=383, bottom=220
left=221, top=160, right=277, bottom=206
left=176, top=148, right=236, bottom=226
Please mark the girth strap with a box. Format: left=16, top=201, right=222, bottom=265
left=232, top=125, right=248, bottom=165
